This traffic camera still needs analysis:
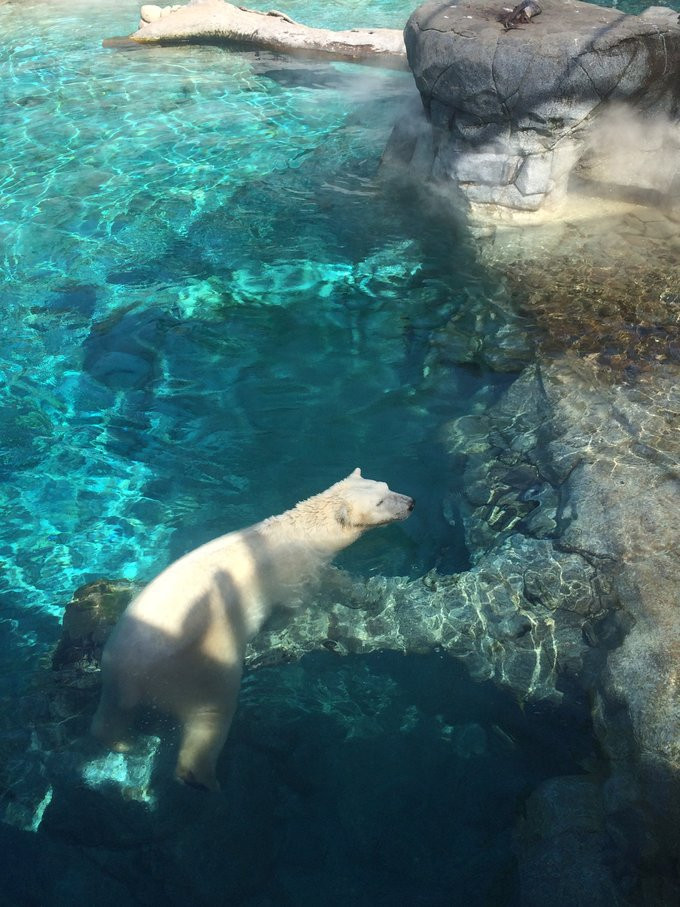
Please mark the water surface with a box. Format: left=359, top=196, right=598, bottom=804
left=0, top=0, right=666, bottom=903
left=1, top=0, right=513, bottom=626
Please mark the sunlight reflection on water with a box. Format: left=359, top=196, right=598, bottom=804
left=0, top=0, right=515, bottom=625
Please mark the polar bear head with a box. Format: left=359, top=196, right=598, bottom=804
left=279, top=468, right=414, bottom=555
left=334, top=468, right=414, bottom=531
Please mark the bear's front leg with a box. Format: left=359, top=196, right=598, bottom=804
left=91, top=685, right=136, bottom=753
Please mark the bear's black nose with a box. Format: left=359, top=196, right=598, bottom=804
left=407, top=498, right=415, bottom=511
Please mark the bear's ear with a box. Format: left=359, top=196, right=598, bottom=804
left=350, top=467, right=362, bottom=478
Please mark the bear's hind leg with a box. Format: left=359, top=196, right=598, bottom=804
left=175, top=704, right=234, bottom=792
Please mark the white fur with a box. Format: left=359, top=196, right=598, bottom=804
left=91, top=469, right=414, bottom=790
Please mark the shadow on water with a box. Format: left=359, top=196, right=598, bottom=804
left=4, top=518, right=602, bottom=905
left=5, top=648, right=600, bottom=907
left=73, top=166, right=512, bottom=579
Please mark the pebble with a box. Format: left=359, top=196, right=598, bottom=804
left=140, top=5, right=162, bottom=22
left=140, top=4, right=183, bottom=24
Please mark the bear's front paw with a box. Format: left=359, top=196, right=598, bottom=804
left=111, top=739, right=134, bottom=753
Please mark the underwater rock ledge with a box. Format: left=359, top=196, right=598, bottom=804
left=5, top=347, right=677, bottom=902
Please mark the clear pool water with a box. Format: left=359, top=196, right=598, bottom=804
left=1, top=0, right=506, bottom=631
left=0, top=0, right=670, bottom=903
left=1, top=0, right=674, bottom=627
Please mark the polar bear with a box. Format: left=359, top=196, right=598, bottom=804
left=91, top=468, right=414, bottom=790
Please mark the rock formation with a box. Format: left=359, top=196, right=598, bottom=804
left=384, top=0, right=680, bottom=220
left=130, top=0, right=407, bottom=68
left=477, top=213, right=680, bottom=902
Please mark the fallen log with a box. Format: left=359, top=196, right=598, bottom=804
left=131, top=0, right=408, bottom=68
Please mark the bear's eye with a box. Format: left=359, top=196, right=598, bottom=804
left=376, top=498, right=384, bottom=506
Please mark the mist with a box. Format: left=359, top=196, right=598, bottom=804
left=572, top=104, right=680, bottom=208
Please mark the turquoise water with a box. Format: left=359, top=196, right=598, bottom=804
left=1, top=0, right=676, bottom=628
left=1, top=0, right=508, bottom=634
left=0, top=0, right=667, bottom=903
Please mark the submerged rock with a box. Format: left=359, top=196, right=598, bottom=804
left=516, top=776, right=621, bottom=907
left=250, top=533, right=608, bottom=702
left=52, top=579, right=140, bottom=673
left=540, top=355, right=680, bottom=895
left=466, top=186, right=680, bottom=371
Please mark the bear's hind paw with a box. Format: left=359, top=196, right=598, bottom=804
left=176, top=766, right=221, bottom=793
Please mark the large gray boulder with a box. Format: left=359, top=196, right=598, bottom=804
left=389, top=0, right=680, bottom=219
